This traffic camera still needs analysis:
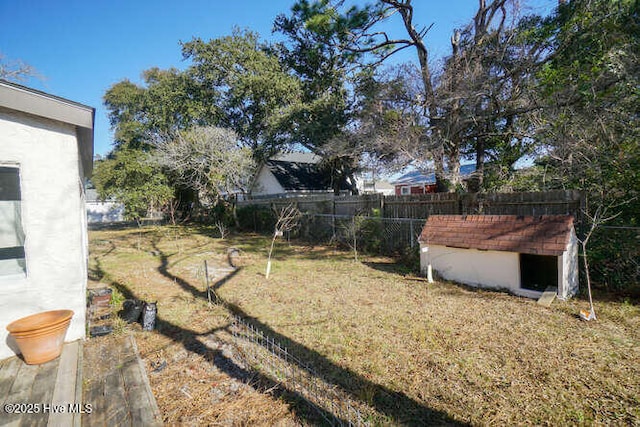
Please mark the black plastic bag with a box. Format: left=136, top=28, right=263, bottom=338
left=119, top=299, right=143, bottom=323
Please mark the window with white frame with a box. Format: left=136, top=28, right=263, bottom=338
left=400, top=186, right=410, bottom=195
left=0, top=166, right=26, bottom=276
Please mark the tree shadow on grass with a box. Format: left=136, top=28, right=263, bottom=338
left=362, top=260, right=412, bottom=275
left=90, top=233, right=466, bottom=425
left=145, top=246, right=466, bottom=426
left=91, top=258, right=336, bottom=424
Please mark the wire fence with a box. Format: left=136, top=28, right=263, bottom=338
left=236, top=201, right=639, bottom=294
left=230, top=315, right=371, bottom=426
left=296, top=214, right=639, bottom=294
left=299, top=214, right=424, bottom=255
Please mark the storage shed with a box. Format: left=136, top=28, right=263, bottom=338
left=418, top=215, right=579, bottom=300
left=0, top=80, right=94, bottom=360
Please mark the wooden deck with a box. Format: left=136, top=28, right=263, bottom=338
left=0, top=340, right=83, bottom=427
left=82, top=335, right=161, bottom=426
left=0, top=335, right=161, bottom=426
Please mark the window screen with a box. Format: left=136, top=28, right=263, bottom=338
left=0, top=167, right=26, bottom=276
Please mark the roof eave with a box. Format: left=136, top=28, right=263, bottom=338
left=0, top=79, right=95, bottom=177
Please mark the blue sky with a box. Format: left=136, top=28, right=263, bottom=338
left=1, top=0, right=556, bottom=157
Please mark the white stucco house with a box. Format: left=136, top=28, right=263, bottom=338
left=0, top=80, right=94, bottom=360
left=419, top=215, right=579, bottom=300
left=248, top=152, right=350, bottom=198
left=86, top=188, right=124, bottom=224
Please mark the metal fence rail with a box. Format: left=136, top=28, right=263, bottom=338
left=230, top=315, right=371, bottom=426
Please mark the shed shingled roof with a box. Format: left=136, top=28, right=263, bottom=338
left=418, top=215, right=574, bottom=256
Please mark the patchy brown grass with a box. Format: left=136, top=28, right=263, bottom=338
left=89, top=224, right=640, bottom=426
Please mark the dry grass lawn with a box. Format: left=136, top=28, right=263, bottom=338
left=88, top=224, right=640, bottom=426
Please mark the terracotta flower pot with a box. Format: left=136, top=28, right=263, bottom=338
left=6, top=310, right=74, bottom=365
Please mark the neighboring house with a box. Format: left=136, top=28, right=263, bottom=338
left=392, top=164, right=476, bottom=195
left=86, top=188, right=125, bottom=224
left=0, top=80, right=94, bottom=360
left=418, top=215, right=579, bottom=300
left=249, top=152, right=350, bottom=198
left=358, top=180, right=396, bottom=196
left=356, top=176, right=395, bottom=196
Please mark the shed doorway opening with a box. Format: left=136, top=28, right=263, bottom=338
left=520, top=254, right=558, bottom=292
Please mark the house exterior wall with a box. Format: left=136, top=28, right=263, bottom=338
left=394, top=184, right=437, bottom=196
left=250, top=166, right=284, bottom=196
left=0, top=109, right=87, bottom=360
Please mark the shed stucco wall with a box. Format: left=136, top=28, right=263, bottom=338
left=559, top=228, right=579, bottom=299
left=0, top=109, right=87, bottom=360
left=421, top=244, right=526, bottom=294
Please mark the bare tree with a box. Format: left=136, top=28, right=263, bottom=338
left=0, top=53, right=42, bottom=82
left=320, top=0, right=536, bottom=191
left=265, top=204, right=300, bottom=279
left=154, top=126, right=256, bottom=207
left=435, top=1, right=547, bottom=190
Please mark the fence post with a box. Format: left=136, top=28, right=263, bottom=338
left=410, top=219, right=415, bottom=248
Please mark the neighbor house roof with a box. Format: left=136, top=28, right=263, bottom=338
left=419, top=215, right=574, bottom=256
left=272, top=152, right=321, bottom=164
left=265, top=159, right=349, bottom=192
left=0, top=79, right=95, bottom=176
left=392, top=164, right=476, bottom=186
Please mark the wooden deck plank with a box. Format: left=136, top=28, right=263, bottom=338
left=103, top=369, right=130, bottom=425
left=20, top=358, right=60, bottom=427
left=82, top=377, right=105, bottom=427
left=73, top=340, right=83, bottom=427
left=3, top=360, right=39, bottom=426
left=48, top=340, right=80, bottom=427
left=81, top=334, right=160, bottom=426
left=123, top=337, right=161, bottom=426
left=0, top=357, right=22, bottom=404
left=131, top=337, right=163, bottom=425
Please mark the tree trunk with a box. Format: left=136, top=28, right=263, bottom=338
left=433, top=143, right=449, bottom=192
left=394, top=1, right=450, bottom=192
left=473, top=137, right=486, bottom=192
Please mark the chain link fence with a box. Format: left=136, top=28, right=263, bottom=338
left=298, top=214, right=424, bottom=256
left=236, top=204, right=639, bottom=296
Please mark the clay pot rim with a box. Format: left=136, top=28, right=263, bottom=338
left=9, top=319, right=72, bottom=339
left=6, top=310, right=74, bottom=334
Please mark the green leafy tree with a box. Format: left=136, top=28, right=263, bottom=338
left=92, top=149, right=173, bottom=222
left=103, top=68, right=219, bottom=150
left=274, top=3, right=363, bottom=193
left=182, top=30, right=303, bottom=159
left=535, top=0, right=639, bottom=220
left=528, top=0, right=640, bottom=296
left=102, top=31, right=300, bottom=217
left=279, top=0, right=537, bottom=192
